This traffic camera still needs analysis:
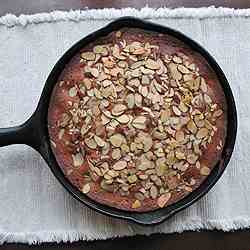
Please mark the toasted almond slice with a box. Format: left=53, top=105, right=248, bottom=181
left=90, top=68, right=99, bottom=78
left=196, top=127, right=209, bottom=139
left=111, top=104, right=127, bottom=116
left=126, top=93, right=135, bottom=109
left=179, top=102, right=188, bottom=113
left=143, top=136, right=153, bottom=152
left=187, top=119, right=197, bottom=134
left=116, top=31, right=122, bottom=37
left=112, top=148, right=121, bottom=160
left=83, top=78, right=92, bottom=90
left=58, top=129, right=65, bottom=140
left=134, top=93, right=142, bottom=107
left=130, top=61, right=143, bottom=69
left=172, top=106, right=182, bottom=116
left=200, top=77, right=207, bottom=92
left=101, top=114, right=110, bottom=125
left=113, top=160, right=127, bottom=170
left=68, top=86, right=77, bottom=97
left=175, top=130, right=185, bottom=142
left=133, top=47, right=145, bottom=55
left=145, top=59, right=160, bottom=70
left=81, top=52, right=95, bottom=61
left=128, top=174, right=138, bottom=183
left=168, top=63, right=182, bottom=80
left=157, top=193, right=171, bottom=208
left=213, top=109, right=223, bottom=117
left=150, top=185, right=158, bottom=199
left=94, top=135, right=106, bottom=147
left=116, top=114, right=130, bottom=124
left=85, top=138, right=97, bottom=149
left=187, top=154, right=198, bottom=164
left=172, top=56, right=182, bottom=64
left=93, top=88, right=102, bottom=99
left=82, top=183, right=91, bottom=194
left=178, top=64, right=190, bottom=74
left=140, top=86, right=148, bottom=97
left=183, top=74, right=193, bottom=82
left=141, top=75, right=150, bottom=85
left=140, top=67, right=155, bottom=75
left=132, top=116, right=146, bottom=125
left=102, top=79, right=112, bottom=87
left=128, top=78, right=140, bottom=87
left=93, top=45, right=108, bottom=55
left=204, top=94, right=212, bottom=104
left=118, top=61, right=128, bottom=68
left=132, top=200, right=141, bottom=209
left=72, top=153, right=84, bottom=167
left=200, top=166, right=211, bottom=176
left=109, top=133, right=126, bottom=147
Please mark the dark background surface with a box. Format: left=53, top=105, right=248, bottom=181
left=1, top=0, right=250, bottom=249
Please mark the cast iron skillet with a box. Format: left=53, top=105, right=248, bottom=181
left=0, top=17, right=237, bottom=225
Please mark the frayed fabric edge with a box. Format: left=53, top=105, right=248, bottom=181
left=0, top=6, right=250, bottom=27
left=1, top=217, right=250, bottom=244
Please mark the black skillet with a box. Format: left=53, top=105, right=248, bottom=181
left=0, top=17, right=237, bottom=225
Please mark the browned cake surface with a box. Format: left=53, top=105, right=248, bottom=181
left=48, top=28, right=227, bottom=212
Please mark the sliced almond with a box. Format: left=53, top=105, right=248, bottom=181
left=157, top=193, right=171, bottom=208
left=109, top=133, right=126, bottom=147
left=143, top=136, right=153, bottom=152
left=145, top=59, right=160, bottom=70
left=111, top=104, right=127, bottom=116
left=85, top=138, right=97, bottom=149
left=175, top=130, right=185, bottom=142
left=204, top=94, right=212, bottom=104
left=128, top=174, right=138, bottom=183
left=150, top=185, right=158, bottom=199
left=187, top=154, right=198, bottom=164
left=58, top=129, right=65, bottom=140
left=132, top=116, right=147, bottom=130
left=200, top=166, right=211, bottom=176
left=132, top=200, right=141, bottom=209
left=112, top=148, right=121, bottom=160
left=72, top=153, right=84, bottom=167
left=94, top=135, right=106, bottom=147
left=81, top=52, right=95, bottom=61
left=68, top=87, right=77, bottom=97
left=172, top=56, right=182, bottom=64
left=178, top=64, right=190, bottom=74
left=102, top=79, right=112, bottom=87
left=196, top=128, right=209, bottom=139
left=213, top=109, right=223, bottom=117
left=140, top=67, right=155, bottom=75
left=126, top=94, right=135, bottom=109
left=172, top=106, right=182, bottom=116
left=93, top=45, right=108, bottom=55
left=134, top=93, right=142, bottom=107
left=168, top=63, right=182, bottom=80
left=179, top=102, right=188, bottom=113
left=128, top=78, right=140, bottom=87
left=90, top=68, right=99, bottom=78
left=200, top=77, right=207, bottom=92
left=116, top=114, right=130, bottom=124
left=141, top=75, right=150, bottom=85
left=187, top=119, right=198, bottom=134
left=82, top=183, right=91, bottom=194
left=113, top=160, right=127, bottom=170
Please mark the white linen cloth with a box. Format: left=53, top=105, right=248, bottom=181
left=0, top=6, right=249, bottom=244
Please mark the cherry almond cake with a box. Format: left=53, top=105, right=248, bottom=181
left=48, top=28, right=227, bottom=212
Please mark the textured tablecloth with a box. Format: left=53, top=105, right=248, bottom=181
left=0, top=6, right=249, bottom=244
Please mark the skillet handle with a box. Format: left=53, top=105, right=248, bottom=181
left=0, top=115, right=41, bottom=150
